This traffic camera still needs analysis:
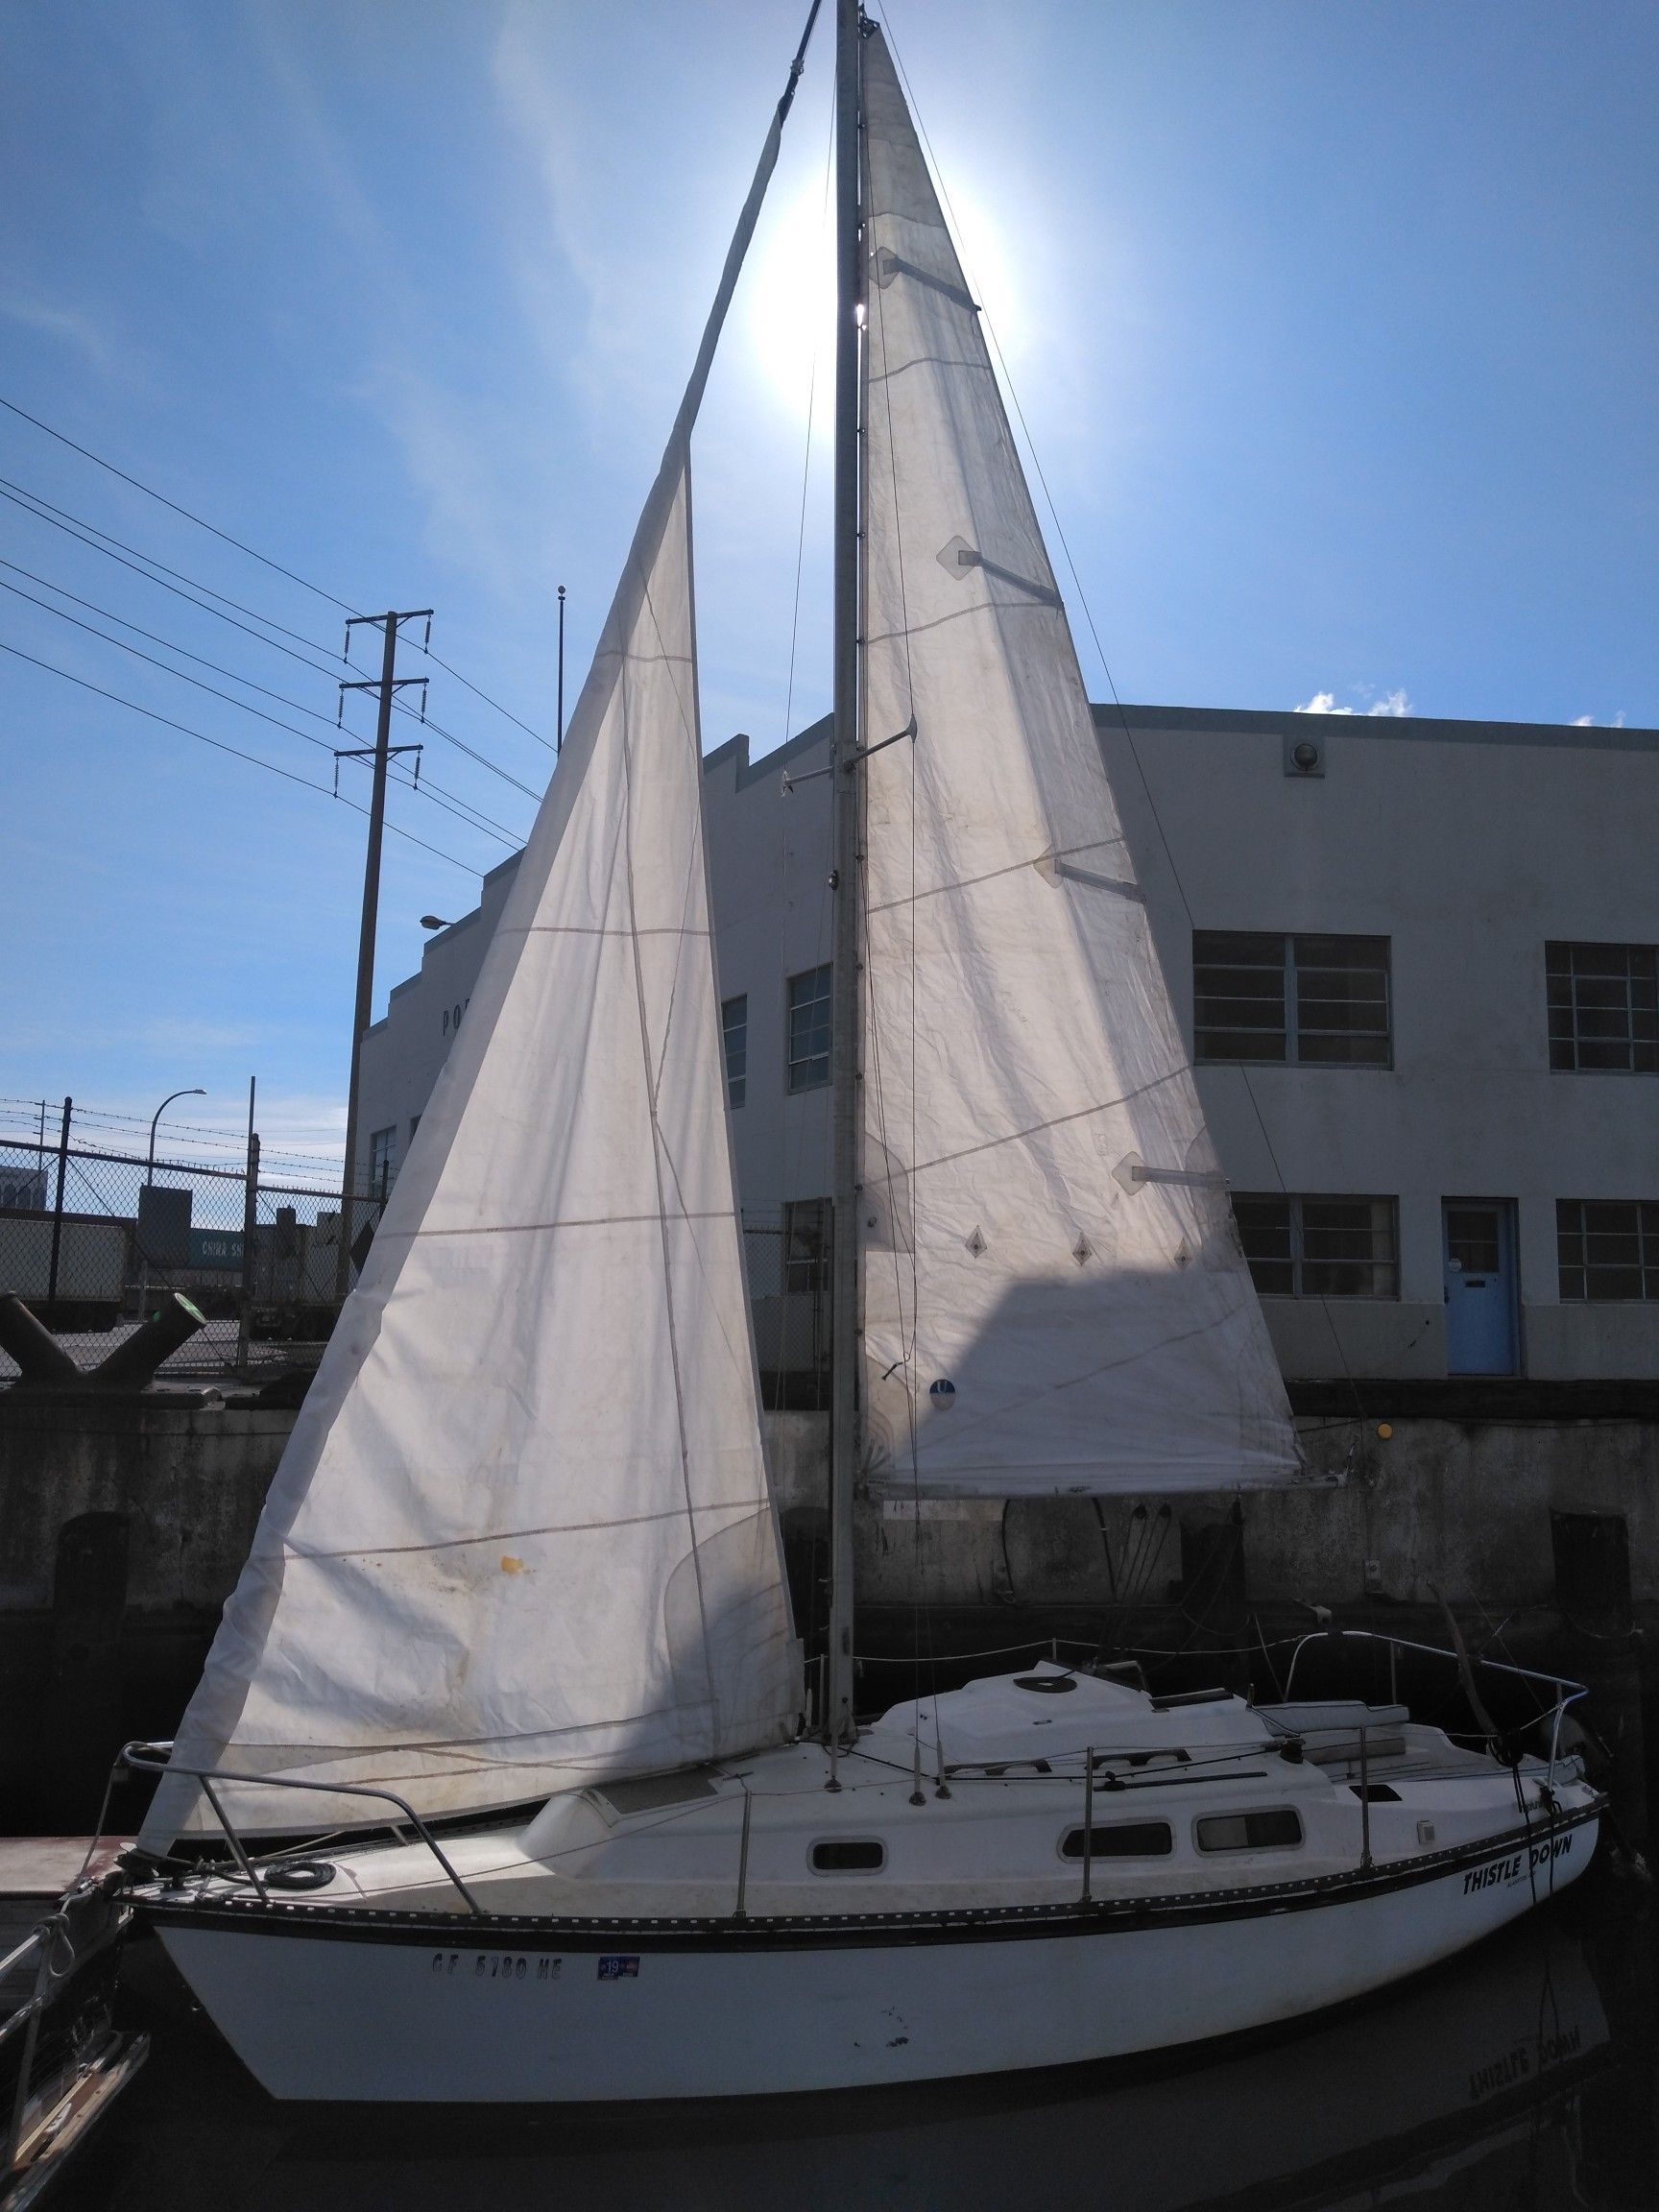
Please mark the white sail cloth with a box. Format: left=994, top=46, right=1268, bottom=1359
left=857, top=32, right=1300, bottom=1497
left=145, top=110, right=802, bottom=1845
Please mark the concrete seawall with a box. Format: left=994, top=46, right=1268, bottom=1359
left=4, top=1390, right=1654, bottom=1830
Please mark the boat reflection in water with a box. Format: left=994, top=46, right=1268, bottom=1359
left=100, top=1906, right=1649, bottom=2212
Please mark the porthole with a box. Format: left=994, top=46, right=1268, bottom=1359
left=809, top=1839, right=885, bottom=1874
left=1059, top=1820, right=1172, bottom=1862
left=1194, top=1809, right=1303, bottom=1854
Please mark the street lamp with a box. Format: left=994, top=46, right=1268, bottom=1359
left=420, top=915, right=451, bottom=931
left=138, top=1087, right=204, bottom=1310
left=147, top=1088, right=206, bottom=1185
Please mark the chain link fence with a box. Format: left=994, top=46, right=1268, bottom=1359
left=0, top=1115, right=388, bottom=1388
left=2, top=1103, right=834, bottom=1403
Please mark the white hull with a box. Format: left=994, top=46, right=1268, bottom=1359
left=155, top=1810, right=1598, bottom=2103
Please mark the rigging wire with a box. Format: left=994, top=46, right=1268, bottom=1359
left=779, top=82, right=836, bottom=757
left=766, top=76, right=838, bottom=1541
left=859, top=179, right=937, bottom=1730
left=0, top=391, right=557, bottom=751
left=0, top=639, right=481, bottom=878
left=878, top=10, right=1367, bottom=1435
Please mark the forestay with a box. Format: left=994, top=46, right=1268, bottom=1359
left=856, top=31, right=1301, bottom=1497
left=144, top=94, right=804, bottom=1844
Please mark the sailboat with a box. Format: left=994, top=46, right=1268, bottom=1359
left=122, top=2, right=1600, bottom=2103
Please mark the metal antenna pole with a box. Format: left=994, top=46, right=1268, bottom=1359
left=556, top=584, right=567, bottom=756
left=825, top=0, right=863, bottom=1748
left=335, top=609, right=431, bottom=1301
left=235, top=1077, right=258, bottom=1374
left=45, top=1096, right=71, bottom=1321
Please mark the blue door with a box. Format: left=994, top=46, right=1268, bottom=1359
left=1442, top=1200, right=1519, bottom=1375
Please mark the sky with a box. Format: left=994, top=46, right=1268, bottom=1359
left=2, top=0, right=1654, bottom=1169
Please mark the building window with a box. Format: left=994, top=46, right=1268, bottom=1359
left=782, top=1198, right=831, bottom=1296
left=1193, top=932, right=1391, bottom=1067
left=1547, top=942, right=1658, bottom=1073
left=1557, top=1201, right=1659, bottom=1302
left=786, top=963, right=832, bottom=1093
left=368, top=1126, right=397, bottom=1196
left=721, top=994, right=748, bottom=1111
left=1233, top=1193, right=1399, bottom=1299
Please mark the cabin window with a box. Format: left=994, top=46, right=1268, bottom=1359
left=810, top=1839, right=884, bottom=1873
left=1547, top=941, right=1658, bottom=1072
left=1059, top=1820, right=1172, bottom=1862
left=1351, top=1784, right=1401, bottom=1803
left=786, top=964, right=832, bottom=1093
left=1194, top=1809, right=1303, bottom=1853
left=1193, top=931, right=1391, bottom=1068
left=722, top=994, right=748, bottom=1110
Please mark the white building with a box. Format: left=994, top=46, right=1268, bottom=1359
left=356, top=703, right=1659, bottom=1388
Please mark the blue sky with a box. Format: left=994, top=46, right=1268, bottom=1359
left=2, top=0, right=1654, bottom=1165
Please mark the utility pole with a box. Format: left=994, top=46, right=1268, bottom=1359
left=334, top=609, right=432, bottom=1301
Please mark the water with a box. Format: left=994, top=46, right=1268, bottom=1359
left=76, top=1875, right=1657, bottom=2212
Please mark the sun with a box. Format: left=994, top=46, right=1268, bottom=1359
left=740, top=170, right=836, bottom=426
left=738, top=152, right=1028, bottom=428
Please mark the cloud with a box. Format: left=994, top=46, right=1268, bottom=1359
left=0, top=292, right=123, bottom=375
left=1572, top=711, right=1626, bottom=728
left=1295, top=686, right=1412, bottom=717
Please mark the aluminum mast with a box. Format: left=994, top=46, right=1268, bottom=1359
left=826, top=0, right=863, bottom=1747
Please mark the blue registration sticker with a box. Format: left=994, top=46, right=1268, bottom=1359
left=597, top=1955, right=640, bottom=1981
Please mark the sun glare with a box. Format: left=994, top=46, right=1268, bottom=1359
left=741, top=171, right=835, bottom=424
left=739, top=154, right=1031, bottom=425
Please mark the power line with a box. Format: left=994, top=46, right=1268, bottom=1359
left=0, top=490, right=546, bottom=803
left=0, top=391, right=357, bottom=613
left=0, top=475, right=341, bottom=660
left=0, top=637, right=482, bottom=878
left=423, top=644, right=557, bottom=757
left=0, top=572, right=524, bottom=847
left=0, top=392, right=558, bottom=751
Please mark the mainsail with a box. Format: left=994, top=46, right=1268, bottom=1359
left=144, top=85, right=805, bottom=1843
left=857, top=30, right=1300, bottom=1497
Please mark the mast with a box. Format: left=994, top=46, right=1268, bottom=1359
left=826, top=0, right=863, bottom=1746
